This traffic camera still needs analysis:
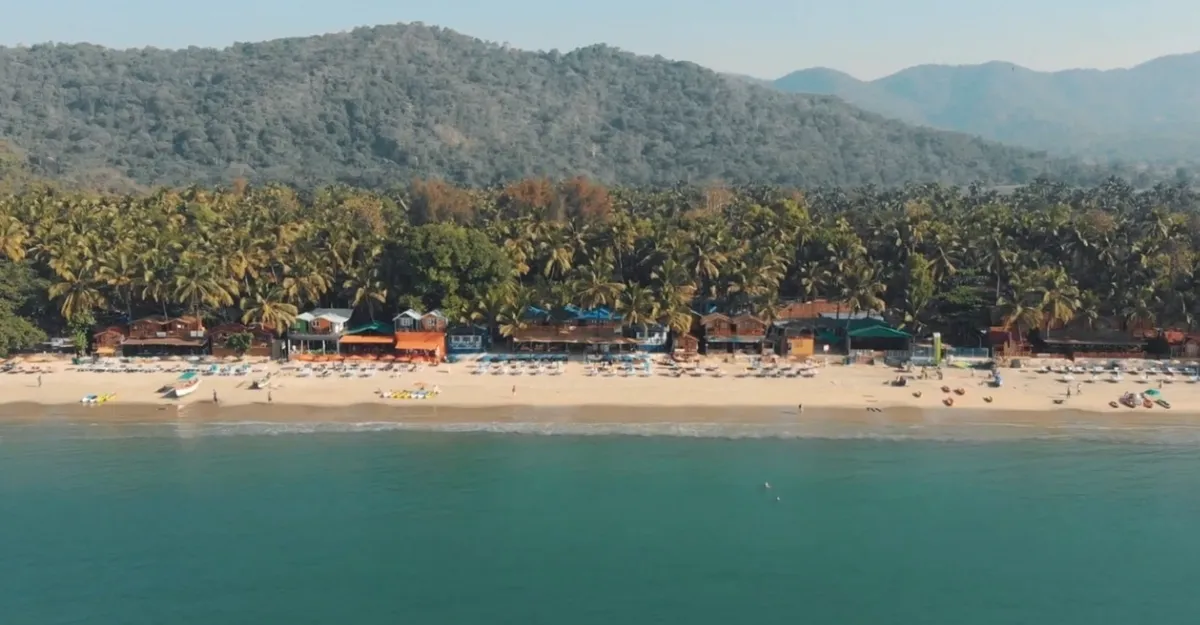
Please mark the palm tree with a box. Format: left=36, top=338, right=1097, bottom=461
left=620, top=284, right=660, bottom=337
left=48, top=268, right=107, bottom=323
left=1038, top=270, right=1081, bottom=337
left=573, top=260, right=625, bottom=310
left=241, top=290, right=299, bottom=335
left=343, top=266, right=388, bottom=321
left=0, top=216, right=27, bottom=261
left=98, top=247, right=138, bottom=322
left=173, top=257, right=237, bottom=318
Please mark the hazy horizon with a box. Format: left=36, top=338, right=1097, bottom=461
left=4, top=0, right=1199, bottom=80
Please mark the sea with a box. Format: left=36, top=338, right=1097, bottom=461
left=2, top=419, right=1200, bottom=625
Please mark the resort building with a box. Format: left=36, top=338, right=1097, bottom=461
left=511, top=305, right=637, bottom=353
left=392, top=309, right=447, bottom=363
left=288, top=308, right=353, bottom=355
left=121, top=315, right=208, bottom=357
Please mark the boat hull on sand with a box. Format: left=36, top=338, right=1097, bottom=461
left=171, top=379, right=200, bottom=398
left=167, top=372, right=201, bottom=398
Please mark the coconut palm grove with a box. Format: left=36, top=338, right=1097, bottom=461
left=0, top=172, right=1196, bottom=357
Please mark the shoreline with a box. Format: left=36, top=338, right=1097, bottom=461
left=4, top=400, right=1200, bottom=431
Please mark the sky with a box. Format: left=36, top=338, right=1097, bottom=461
left=2, top=0, right=1198, bottom=79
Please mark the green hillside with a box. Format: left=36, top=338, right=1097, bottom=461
left=0, top=23, right=1103, bottom=189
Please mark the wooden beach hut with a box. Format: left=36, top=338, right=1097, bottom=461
left=121, top=315, right=208, bottom=357
left=288, top=308, right=352, bottom=355
left=92, top=326, right=126, bottom=357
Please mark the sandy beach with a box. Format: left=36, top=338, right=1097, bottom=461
left=3, top=356, right=1200, bottom=435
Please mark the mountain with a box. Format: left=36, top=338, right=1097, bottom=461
left=773, top=54, right=1200, bottom=161
left=0, top=23, right=1106, bottom=190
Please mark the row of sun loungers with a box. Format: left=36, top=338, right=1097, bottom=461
left=474, top=362, right=566, bottom=376
left=75, top=363, right=262, bottom=376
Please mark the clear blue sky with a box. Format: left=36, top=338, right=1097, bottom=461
left=3, top=0, right=1198, bottom=79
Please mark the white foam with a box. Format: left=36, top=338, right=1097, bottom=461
left=6, top=419, right=1200, bottom=445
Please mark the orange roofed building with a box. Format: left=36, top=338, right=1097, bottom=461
left=393, top=309, right=447, bottom=363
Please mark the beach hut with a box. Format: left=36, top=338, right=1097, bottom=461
left=629, top=323, right=669, bottom=352
left=700, top=313, right=767, bottom=354
left=446, top=324, right=490, bottom=354
left=120, top=315, right=208, bottom=357
left=393, top=309, right=423, bottom=332
left=419, top=310, right=449, bottom=332
left=92, top=326, right=127, bottom=357
left=671, top=332, right=700, bottom=356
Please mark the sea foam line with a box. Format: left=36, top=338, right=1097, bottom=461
left=5, top=419, right=1200, bottom=445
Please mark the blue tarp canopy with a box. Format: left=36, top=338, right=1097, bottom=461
left=524, top=305, right=623, bottom=322
left=576, top=306, right=622, bottom=321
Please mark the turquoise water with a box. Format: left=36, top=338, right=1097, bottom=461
left=3, top=423, right=1200, bottom=624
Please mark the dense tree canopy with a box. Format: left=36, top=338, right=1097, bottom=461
left=1, top=174, right=1199, bottom=356
left=0, top=23, right=1139, bottom=191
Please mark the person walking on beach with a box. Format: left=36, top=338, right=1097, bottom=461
left=267, top=390, right=273, bottom=403
left=212, top=390, right=219, bottom=405
left=37, top=374, right=42, bottom=388
left=511, top=385, right=516, bottom=398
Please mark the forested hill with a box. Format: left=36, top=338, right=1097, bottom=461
left=0, top=23, right=1104, bottom=190
left=773, top=53, right=1200, bottom=162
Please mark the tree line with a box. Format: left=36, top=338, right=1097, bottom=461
left=0, top=175, right=1197, bottom=356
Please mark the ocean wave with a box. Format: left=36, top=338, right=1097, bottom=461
left=5, top=419, right=1200, bottom=445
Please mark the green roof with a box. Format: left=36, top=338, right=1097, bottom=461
left=816, top=330, right=840, bottom=344
left=847, top=326, right=911, bottom=340
left=345, top=320, right=392, bottom=335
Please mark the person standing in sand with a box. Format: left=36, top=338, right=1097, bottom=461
left=212, top=390, right=219, bottom=405
left=37, top=374, right=42, bottom=388
left=511, top=385, right=516, bottom=398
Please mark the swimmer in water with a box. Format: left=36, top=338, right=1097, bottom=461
left=764, top=482, right=771, bottom=489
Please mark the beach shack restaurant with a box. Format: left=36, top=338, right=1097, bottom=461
left=338, top=320, right=397, bottom=356
left=392, top=309, right=447, bottom=363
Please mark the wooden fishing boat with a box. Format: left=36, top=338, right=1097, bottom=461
left=168, top=371, right=201, bottom=398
